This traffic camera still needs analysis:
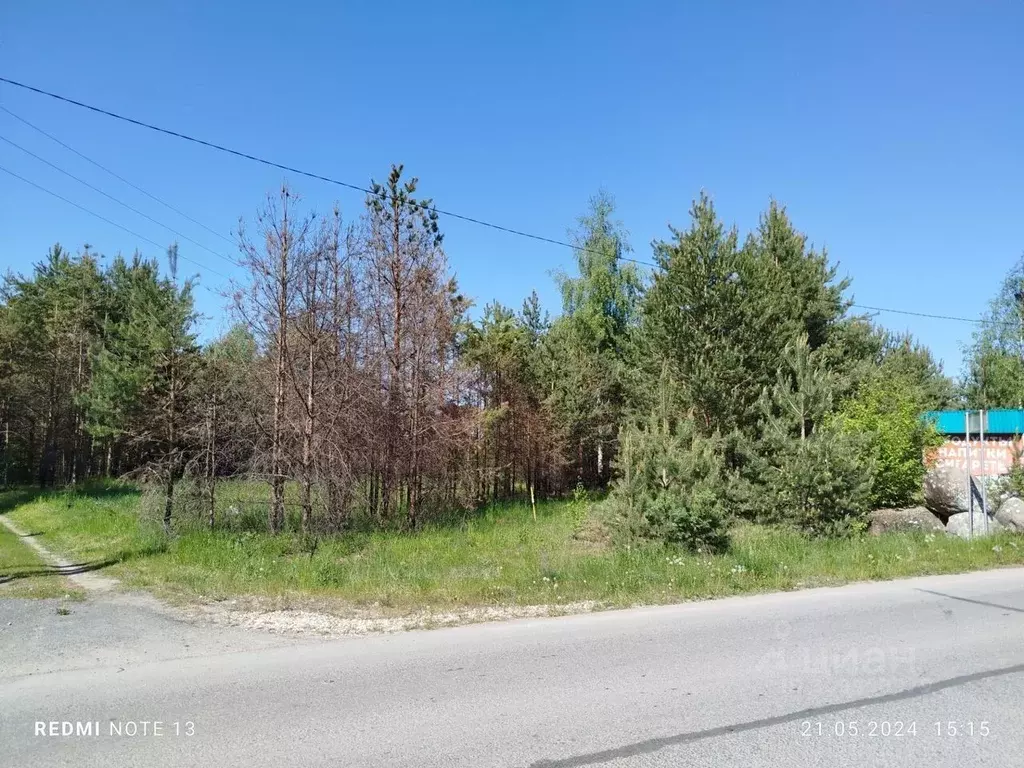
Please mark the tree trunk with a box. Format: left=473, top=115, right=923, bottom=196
left=407, top=357, right=420, bottom=529
left=1, top=402, right=8, bottom=488
left=163, top=473, right=174, bottom=534
left=71, top=333, right=85, bottom=485
left=39, top=376, right=56, bottom=488
left=302, top=339, right=315, bottom=534
left=270, top=218, right=289, bottom=534
left=165, top=342, right=178, bottom=533
left=387, top=199, right=403, bottom=529
left=207, top=400, right=217, bottom=530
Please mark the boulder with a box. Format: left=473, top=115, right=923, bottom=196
left=868, top=506, right=945, bottom=535
left=923, top=464, right=970, bottom=522
left=995, top=497, right=1024, bottom=532
left=945, top=510, right=1003, bottom=539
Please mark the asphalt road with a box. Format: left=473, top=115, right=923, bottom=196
left=3, top=568, right=1024, bottom=767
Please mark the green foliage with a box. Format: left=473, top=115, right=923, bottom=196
left=465, top=299, right=560, bottom=503
left=832, top=372, right=943, bottom=508
left=989, top=440, right=1024, bottom=511
left=0, top=184, right=961, bottom=543
left=874, top=332, right=956, bottom=409
left=546, top=192, right=643, bottom=485
left=758, top=336, right=835, bottom=443
left=643, top=196, right=847, bottom=438
left=963, top=255, right=1024, bottom=408
left=754, top=336, right=873, bottom=535
left=762, top=429, right=873, bottom=536
left=642, top=194, right=747, bottom=434
left=13, top=485, right=1024, bottom=612
left=601, top=414, right=730, bottom=553
left=0, top=245, right=106, bottom=484
left=568, top=482, right=590, bottom=532
left=83, top=250, right=200, bottom=451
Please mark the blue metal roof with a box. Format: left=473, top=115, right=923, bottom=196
left=925, top=409, right=1024, bottom=436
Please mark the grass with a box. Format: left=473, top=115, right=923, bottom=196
left=4, top=483, right=1024, bottom=613
left=0, top=513, right=85, bottom=601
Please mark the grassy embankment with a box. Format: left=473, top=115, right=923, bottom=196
left=0, top=490, right=85, bottom=600
left=3, top=483, right=1024, bottom=611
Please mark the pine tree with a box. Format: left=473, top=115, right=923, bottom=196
left=83, top=246, right=200, bottom=532
left=644, top=197, right=849, bottom=439
left=601, top=368, right=730, bottom=552
left=197, top=325, right=260, bottom=528
left=362, top=164, right=464, bottom=527
left=755, top=337, right=872, bottom=535
left=0, top=245, right=106, bottom=485
left=643, top=193, right=748, bottom=435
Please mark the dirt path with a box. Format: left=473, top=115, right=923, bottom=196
left=0, top=515, right=119, bottom=592
left=0, top=516, right=303, bottom=678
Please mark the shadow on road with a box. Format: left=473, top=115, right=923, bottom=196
left=0, top=558, right=120, bottom=584
left=915, top=587, right=1024, bottom=615
left=529, top=662, right=1024, bottom=767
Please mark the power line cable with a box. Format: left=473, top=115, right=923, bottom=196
left=1, top=78, right=1009, bottom=328
left=0, top=76, right=657, bottom=266
left=0, top=132, right=239, bottom=269
left=0, top=104, right=236, bottom=248
left=851, top=304, right=1014, bottom=328
left=0, top=164, right=229, bottom=281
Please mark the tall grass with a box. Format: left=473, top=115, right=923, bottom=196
left=4, top=483, right=1024, bottom=611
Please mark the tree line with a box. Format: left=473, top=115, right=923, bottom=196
left=1, top=165, right=970, bottom=545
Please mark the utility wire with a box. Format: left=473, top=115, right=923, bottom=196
left=0, top=105, right=236, bottom=248
left=851, top=304, right=1014, bottom=328
left=0, top=133, right=239, bottom=269
left=1, top=78, right=1009, bottom=328
left=0, top=76, right=657, bottom=266
left=0, top=164, right=230, bottom=280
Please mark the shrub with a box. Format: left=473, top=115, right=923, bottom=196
left=568, top=482, right=590, bottom=532
left=831, top=373, right=942, bottom=508
left=600, top=416, right=730, bottom=553
left=762, top=427, right=873, bottom=536
left=989, top=438, right=1024, bottom=511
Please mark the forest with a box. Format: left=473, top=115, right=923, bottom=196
left=1, top=164, right=1017, bottom=552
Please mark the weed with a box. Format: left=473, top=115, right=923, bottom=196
left=5, top=485, right=1024, bottom=611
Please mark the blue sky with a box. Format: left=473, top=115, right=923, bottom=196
left=2, top=1, right=1022, bottom=374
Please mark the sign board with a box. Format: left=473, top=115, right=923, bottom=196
left=931, top=438, right=1020, bottom=476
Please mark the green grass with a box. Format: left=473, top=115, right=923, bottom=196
left=0, top=503, right=85, bottom=601
left=4, top=483, right=1024, bottom=612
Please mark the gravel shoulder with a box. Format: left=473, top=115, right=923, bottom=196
left=0, top=511, right=603, bottom=677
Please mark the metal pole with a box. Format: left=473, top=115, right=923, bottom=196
left=1016, top=286, right=1024, bottom=408
left=980, top=410, right=989, bottom=534
left=966, top=412, right=973, bottom=540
